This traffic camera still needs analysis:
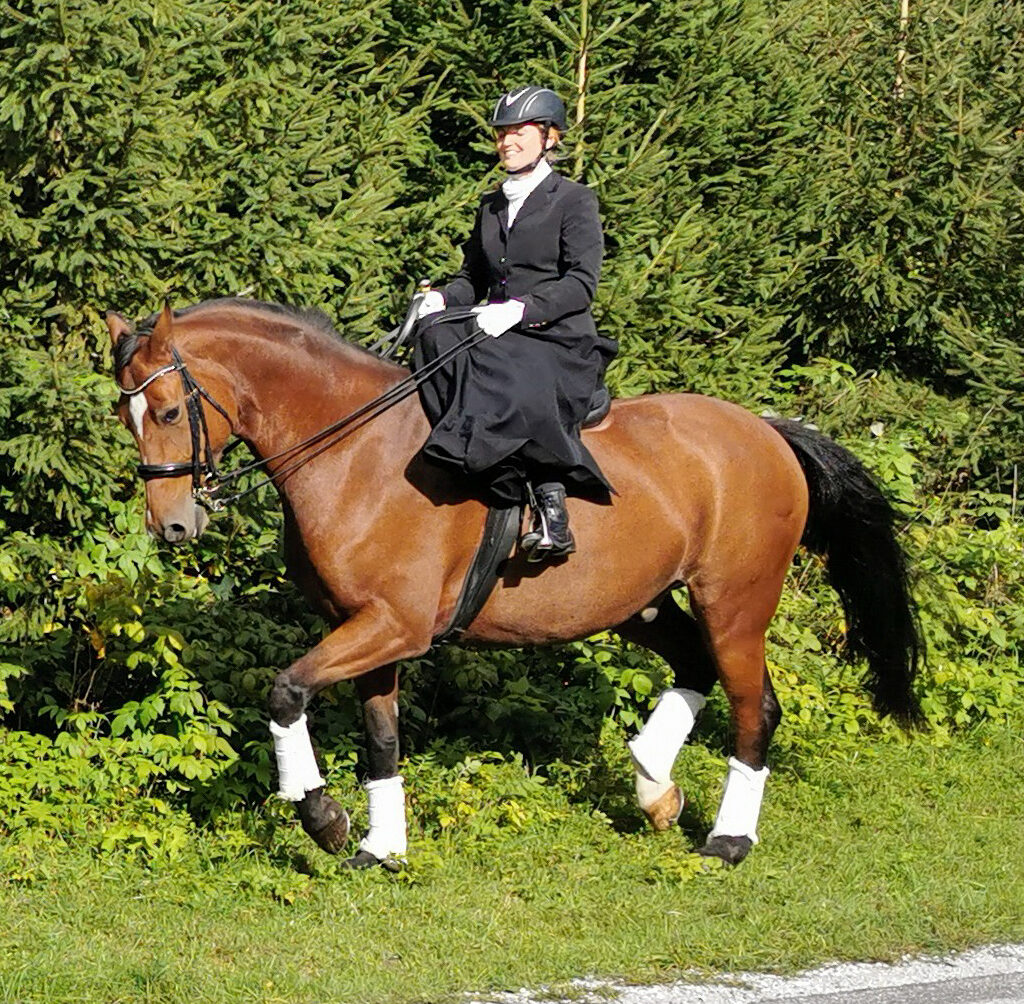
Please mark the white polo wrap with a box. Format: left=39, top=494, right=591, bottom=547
left=270, top=714, right=325, bottom=801
left=628, top=688, right=706, bottom=805
left=359, top=775, right=408, bottom=860
left=709, top=756, right=770, bottom=844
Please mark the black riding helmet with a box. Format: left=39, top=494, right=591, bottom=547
left=489, top=86, right=568, bottom=132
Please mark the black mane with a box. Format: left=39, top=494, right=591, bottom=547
left=113, top=329, right=143, bottom=374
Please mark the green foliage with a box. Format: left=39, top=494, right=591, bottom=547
left=396, top=635, right=667, bottom=768
left=405, top=751, right=571, bottom=845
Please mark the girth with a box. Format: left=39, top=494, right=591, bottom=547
left=434, top=504, right=522, bottom=644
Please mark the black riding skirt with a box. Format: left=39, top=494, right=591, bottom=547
left=412, top=313, right=615, bottom=505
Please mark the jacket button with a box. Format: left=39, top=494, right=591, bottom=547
left=500, top=257, right=506, bottom=263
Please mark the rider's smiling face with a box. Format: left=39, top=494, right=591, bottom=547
left=495, top=122, right=547, bottom=173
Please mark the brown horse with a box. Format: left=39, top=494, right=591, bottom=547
left=106, top=298, right=919, bottom=868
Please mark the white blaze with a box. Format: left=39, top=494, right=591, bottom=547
left=128, top=394, right=147, bottom=439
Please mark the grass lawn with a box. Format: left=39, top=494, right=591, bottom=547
left=1, top=716, right=1022, bottom=1003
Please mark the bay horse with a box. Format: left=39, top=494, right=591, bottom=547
left=106, top=298, right=919, bottom=868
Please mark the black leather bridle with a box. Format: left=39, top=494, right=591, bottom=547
left=118, top=347, right=234, bottom=497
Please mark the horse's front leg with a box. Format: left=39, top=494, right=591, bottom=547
left=267, top=604, right=429, bottom=862
left=344, top=663, right=405, bottom=870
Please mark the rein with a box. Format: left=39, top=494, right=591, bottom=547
left=117, top=310, right=489, bottom=511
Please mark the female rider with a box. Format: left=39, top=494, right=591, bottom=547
left=412, top=85, right=617, bottom=562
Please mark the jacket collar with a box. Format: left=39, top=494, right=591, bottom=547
left=487, top=171, right=562, bottom=235
left=509, top=170, right=560, bottom=228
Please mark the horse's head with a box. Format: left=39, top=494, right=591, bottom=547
left=108, top=304, right=234, bottom=543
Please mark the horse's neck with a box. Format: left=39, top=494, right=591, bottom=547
left=186, top=320, right=408, bottom=463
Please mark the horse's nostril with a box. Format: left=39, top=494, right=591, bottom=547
left=164, top=522, right=188, bottom=543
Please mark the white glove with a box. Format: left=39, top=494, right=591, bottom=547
left=415, top=290, right=445, bottom=319
left=472, top=299, right=525, bottom=337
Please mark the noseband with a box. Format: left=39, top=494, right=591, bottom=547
left=117, top=347, right=234, bottom=504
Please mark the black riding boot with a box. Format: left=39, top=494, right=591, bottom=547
left=521, top=482, right=576, bottom=561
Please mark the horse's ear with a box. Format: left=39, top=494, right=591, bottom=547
left=148, top=301, right=175, bottom=359
left=105, top=311, right=132, bottom=346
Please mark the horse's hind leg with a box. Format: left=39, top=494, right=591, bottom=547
left=691, top=581, right=784, bottom=865
left=615, top=595, right=717, bottom=831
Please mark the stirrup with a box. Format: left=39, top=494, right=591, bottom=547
left=521, top=483, right=575, bottom=561
left=528, top=528, right=576, bottom=561
left=520, top=482, right=549, bottom=555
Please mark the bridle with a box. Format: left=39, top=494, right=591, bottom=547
left=118, top=347, right=234, bottom=496
left=116, top=310, right=489, bottom=512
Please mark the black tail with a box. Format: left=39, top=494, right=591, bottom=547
left=766, top=417, right=922, bottom=723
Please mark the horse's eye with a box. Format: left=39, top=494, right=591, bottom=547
left=162, top=407, right=180, bottom=424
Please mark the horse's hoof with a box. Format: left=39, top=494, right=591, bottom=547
left=698, top=834, right=753, bottom=865
left=341, top=848, right=404, bottom=873
left=297, top=790, right=350, bottom=854
left=307, top=808, right=350, bottom=854
left=641, top=784, right=683, bottom=832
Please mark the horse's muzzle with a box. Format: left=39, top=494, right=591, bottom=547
left=152, top=503, right=209, bottom=543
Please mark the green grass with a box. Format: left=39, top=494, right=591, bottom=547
left=2, top=717, right=1023, bottom=1004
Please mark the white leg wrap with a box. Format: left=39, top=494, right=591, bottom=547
left=270, top=714, right=325, bottom=801
left=358, top=775, right=408, bottom=860
left=709, top=756, right=770, bottom=844
left=628, top=688, right=706, bottom=808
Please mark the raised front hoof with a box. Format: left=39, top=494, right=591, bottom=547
left=698, top=834, right=753, bottom=865
left=641, top=784, right=683, bottom=832
left=305, top=809, right=350, bottom=855
left=340, top=848, right=404, bottom=873
left=297, top=789, right=350, bottom=854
